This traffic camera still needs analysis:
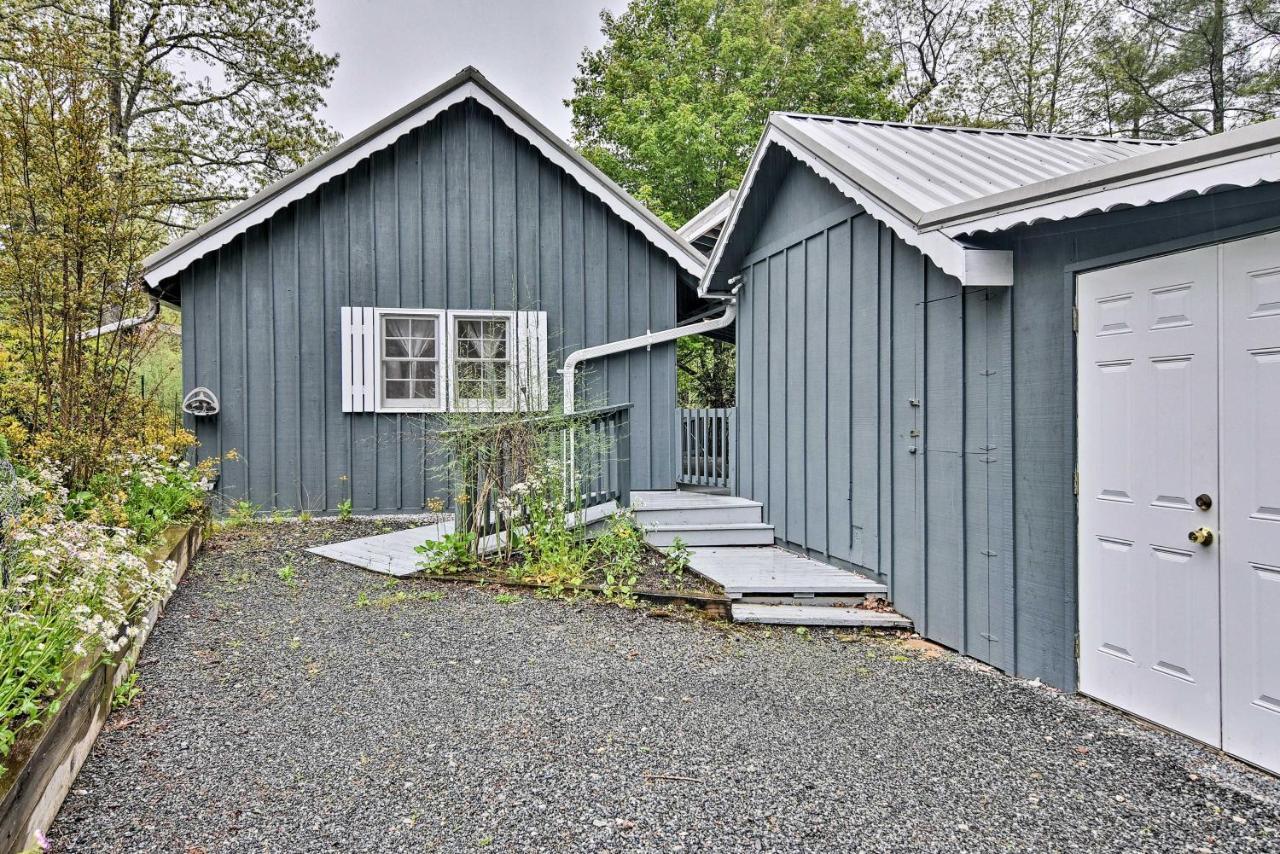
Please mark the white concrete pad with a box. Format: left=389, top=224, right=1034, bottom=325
left=307, top=502, right=619, bottom=577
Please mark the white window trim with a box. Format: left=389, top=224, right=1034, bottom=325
left=374, top=308, right=446, bottom=413
left=447, top=309, right=517, bottom=412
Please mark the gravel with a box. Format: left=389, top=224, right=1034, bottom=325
left=50, top=520, right=1280, bottom=853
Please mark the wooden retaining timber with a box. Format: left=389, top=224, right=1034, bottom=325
left=0, top=521, right=204, bottom=854
left=415, top=571, right=732, bottom=621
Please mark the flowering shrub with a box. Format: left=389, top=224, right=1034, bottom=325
left=0, top=448, right=212, bottom=761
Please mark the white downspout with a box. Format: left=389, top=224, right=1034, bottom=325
left=78, top=292, right=161, bottom=341
left=559, top=296, right=737, bottom=415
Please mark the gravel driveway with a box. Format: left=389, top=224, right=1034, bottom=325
left=50, top=521, right=1280, bottom=853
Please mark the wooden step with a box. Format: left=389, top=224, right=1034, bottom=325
left=731, top=603, right=912, bottom=629
left=632, top=503, right=763, bottom=526
left=643, top=522, right=775, bottom=547
left=685, top=547, right=887, bottom=598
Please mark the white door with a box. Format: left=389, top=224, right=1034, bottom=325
left=1078, top=233, right=1280, bottom=775
left=1220, top=231, right=1280, bottom=774
left=1078, top=246, right=1222, bottom=747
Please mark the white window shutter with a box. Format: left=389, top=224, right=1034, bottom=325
left=514, top=310, right=549, bottom=411
left=341, top=307, right=377, bottom=412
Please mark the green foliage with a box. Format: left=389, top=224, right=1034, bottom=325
left=355, top=589, right=445, bottom=609
left=595, top=511, right=645, bottom=604
left=664, top=536, right=692, bottom=586
left=0, top=462, right=177, bottom=758
left=337, top=499, right=354, bottom=521
left=416, top=530, right=480, bottom=574
left=874, top=0, right=1280, bottom=137
left=570, top=0, right=903, bottom=226
left=492, top=593, right=521, bottom=605
left=276, top=563, right=297, bottom=588
left=222, top=500, right=259, bottom=529
left=111, top=672, right=141, bottom=710
left=677, top=336, right=735, bottom=408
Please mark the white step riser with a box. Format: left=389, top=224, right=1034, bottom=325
left=632, top=506, right=763, bottom=526
left=731, top=603, right=912, bottom=629
left=645, top=527, right=776, bottom=548
left=737, top=594, right=885, bottom=607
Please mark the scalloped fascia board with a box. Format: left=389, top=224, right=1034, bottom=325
left=939, top=151, right=1280, bottom=238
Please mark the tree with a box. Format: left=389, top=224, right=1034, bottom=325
left=873, top=0, right=978, bottom=121
left=946, top=0, right=1107, bottom=133
left=1102, top=0, right=1280, bottom=137
left=569, top=0, right=903, bottom=228
left=0, top=0, right=339, bottom=225
left=0, top=19, right=168, bottom=483
left=676, top=335, right=734, bottom=408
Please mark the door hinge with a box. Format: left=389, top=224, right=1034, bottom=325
left=1072, top=304, right=1079, bottom=333
left=1073, top=469, right=1079, bottom=495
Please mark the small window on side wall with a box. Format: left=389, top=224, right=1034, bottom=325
left=378, top=310, right=444, bottom=412
left=449, top=312, right=513, bottom=411
left=340, top=307, right=548, bottom=414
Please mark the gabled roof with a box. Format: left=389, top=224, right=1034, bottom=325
left=703, top=113, right=1280, bottom=291
left=678, top=190, right=735, bottom=254
left=144, top=67, right=706, bottom=287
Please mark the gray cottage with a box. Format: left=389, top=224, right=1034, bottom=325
left=143, top=68, right=710, bottom=515
left=698, top=113, right=1280, bottom=774
left=145, top=64, right=1280, bottom=776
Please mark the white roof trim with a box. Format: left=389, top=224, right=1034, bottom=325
left=703, top=113, right=1280, bottom=293
left=678, top=190, right=735, bottom=241
left=939, top=149, right=1280, bottom=238
left=699, top=121, right=971, bottom=290
left=144, top=70, right=705, bottom=287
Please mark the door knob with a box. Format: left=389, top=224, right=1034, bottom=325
left=1188, top=527, right=1214, bottom=546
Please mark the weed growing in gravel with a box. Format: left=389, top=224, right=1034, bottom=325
left=492, top=593, right=520, bottom=605
left=337, top=498, right=353, bottom=520
left=355, top=589, right=445, bottom=609
left=276, top=564, right=298, bottom=588
left=222, top=569, right=252, bottom=587
left=111, top=672, right=141, bottom=710
left=219, top=500, right=258, bottom=529
left=287, top=636, right=302, bottom=650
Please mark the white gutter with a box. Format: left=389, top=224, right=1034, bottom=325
left=559, top=295, right=737, bottom=414
left=78, top=293, right=161, bottom=341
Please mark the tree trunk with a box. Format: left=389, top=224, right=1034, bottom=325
left=1210, top=0, right=1226, bottom=133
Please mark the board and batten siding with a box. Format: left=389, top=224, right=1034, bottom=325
left=175, top=99, right=679, bottom=514
left=734, top=153, right=1280, bottom=689
left=735, top=162, right=1015, bottom=678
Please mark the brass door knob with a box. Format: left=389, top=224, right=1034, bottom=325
left=1188, top=527, right=1214, bottom=546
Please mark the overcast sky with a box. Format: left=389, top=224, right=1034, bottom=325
left=311, top=0, right=629, bottom=142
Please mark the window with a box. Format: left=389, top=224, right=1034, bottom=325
left=449, top=313, right=514, bottom=411
left=341, top=307, right=546, bottom=414
left=378, top=311, right=443, bottom=411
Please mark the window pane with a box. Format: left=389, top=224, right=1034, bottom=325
left=385, top=360, right=411, bottom=380
left=385, top=380, right=410, bottom=399
left=411, top=380, right=435, bottom=399
left=384, top=339, right=409, bottom=358
left=385, top=318, right=412, bottom=338
left=414, top=361, right=437, bottom=381
left=411, top=337, right=435, bottom=359
left=411, top=318, right=436, bottom=338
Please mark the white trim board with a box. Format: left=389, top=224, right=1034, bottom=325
left=144, top=70, right=705, bottom=287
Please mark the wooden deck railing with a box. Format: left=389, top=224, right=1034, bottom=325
left=676, top=407, right=733, bottom=489
left=451, top=404, right=632, bottom=542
